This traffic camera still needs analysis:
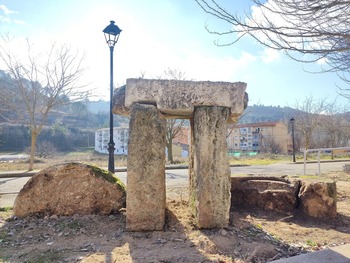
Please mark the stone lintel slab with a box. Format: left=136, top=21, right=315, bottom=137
left=126, top=103, right=166, bottom=231
left=113, top=78, right=248, bottom=123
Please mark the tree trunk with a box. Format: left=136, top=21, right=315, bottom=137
left=167, top=142, right=173, bottom=164
left=29, top=131, right=38, bottom=171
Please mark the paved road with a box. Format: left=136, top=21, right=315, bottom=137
left=1, top=160, right=349, bottom=207
left=0, top=154, right=29, bottom=162
left=230, top=160, right=350, bottom=176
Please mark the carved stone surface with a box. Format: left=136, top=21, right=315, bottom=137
left=126, top=103, right=167, bottom=231
left=113, top=78, right=248, bottom=123
left=13, top=163, right=126, bottom=217
left=231, top=176, right=300, bottom=213
left=189, top=106, right=231, bottom=228
left=298, top=181, right=337, bottom=219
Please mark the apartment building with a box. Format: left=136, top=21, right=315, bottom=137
left=226, top=121, right=290, bottom=154
left=95, top=127, right=129, bottom=155
left=95, top=123, right=289, bottom=156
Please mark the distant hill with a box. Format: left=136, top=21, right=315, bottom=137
left=239, top=105, right=299, bottom=124
left=87, top=100, right=109, bottom=113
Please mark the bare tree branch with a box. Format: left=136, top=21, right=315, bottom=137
left=195, top=0, right=350, bottom=82
left=0, top=37, right=88, bottom=170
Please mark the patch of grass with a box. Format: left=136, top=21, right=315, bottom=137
left=0, top=207, right=13, bottom=219
left=65, top=148, right=94, bottom=156
left=0, top=230, right=8, bottom=242
left=228, top=153, right=295, bottom=166
left=229, top=158, right=282, bottom=166
left=297, top=174, right=336, bottom=183
left=297, top=175, right=319, bottom=180
left=0, top=207, right=12, bottom=212
left=306, top=239, right=318, bottom=247
left=231, top=174, right=250, bottom=177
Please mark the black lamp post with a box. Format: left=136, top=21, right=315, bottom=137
left=103, top=20, right=122, bottom=173
left=290, top=117, right=296, bottom=163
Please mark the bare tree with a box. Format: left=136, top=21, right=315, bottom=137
left=292, top=96, right=327, bottom=152
left=0, top=38, right=86, bottom=170
left=261, top=136, right=283, bottom=154
left=195, top=0, right=350, bottom=83
left=166, top=119, right=186, bottom=163
left=318, top=99, right=350, bottom=158
left=163, top=68, right=187, bottom=163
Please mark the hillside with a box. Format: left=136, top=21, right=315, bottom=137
left=239, top=105, right=298, bottom=124
left=87, top=100, right=109, bottom=113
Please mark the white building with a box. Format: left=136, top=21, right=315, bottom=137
left=95, top=127, right=129, bottom=155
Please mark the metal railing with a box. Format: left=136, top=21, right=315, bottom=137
left=303, top=147, right=350, bottom=175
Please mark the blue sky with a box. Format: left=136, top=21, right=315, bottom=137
left=0, top=0, right=348, bottom=107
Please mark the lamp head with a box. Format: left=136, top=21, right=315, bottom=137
left=103, top=20, right=122, bottom=48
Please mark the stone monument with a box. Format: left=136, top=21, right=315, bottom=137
left=113, top=78, right=248, bottom=230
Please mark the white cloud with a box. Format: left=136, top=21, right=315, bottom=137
left=0, top=5, right=21, bottom=25
left=0, top=5, right=17, bottom=15
left=14, top=19, right=26, bottom=25
left=0, top=16, right=10, bottom=23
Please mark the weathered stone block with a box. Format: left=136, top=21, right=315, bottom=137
left=126, top=103, right=166, bottom=231
left=231, top=176, right=300, bottom=213
left=113, top=79, right=248, bottom=123
left=298, top=181, right=337, bottom=219
left=112, top=85, right=129, bottom=116
left=189, top=106, right=231, bottom=228
left=13, top=163, right=126, bottom=217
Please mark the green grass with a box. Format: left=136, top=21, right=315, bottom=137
left=0, top=207, right=13, bottom=219
left=0, top=207, right=12, bottom=212
left=229, top=156, right=288, bottom=166
left=306, top=240, right=318, bottom=247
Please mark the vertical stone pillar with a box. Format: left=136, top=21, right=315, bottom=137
left=189, top=106, right=231, bottom=228
left=126, top=103, right=166, bottom=231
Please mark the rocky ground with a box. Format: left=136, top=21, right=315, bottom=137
left=1, top=173, right=350, bottom=263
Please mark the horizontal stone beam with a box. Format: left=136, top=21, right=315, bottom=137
left=113, top=78, right=248, bottom=123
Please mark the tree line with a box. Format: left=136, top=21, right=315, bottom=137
left=290, top=96, right=350, bottom=155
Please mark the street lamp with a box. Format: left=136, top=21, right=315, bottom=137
left=290, top=117, right=296, bottom=163
left=103, top=20, right=122, bottom=173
